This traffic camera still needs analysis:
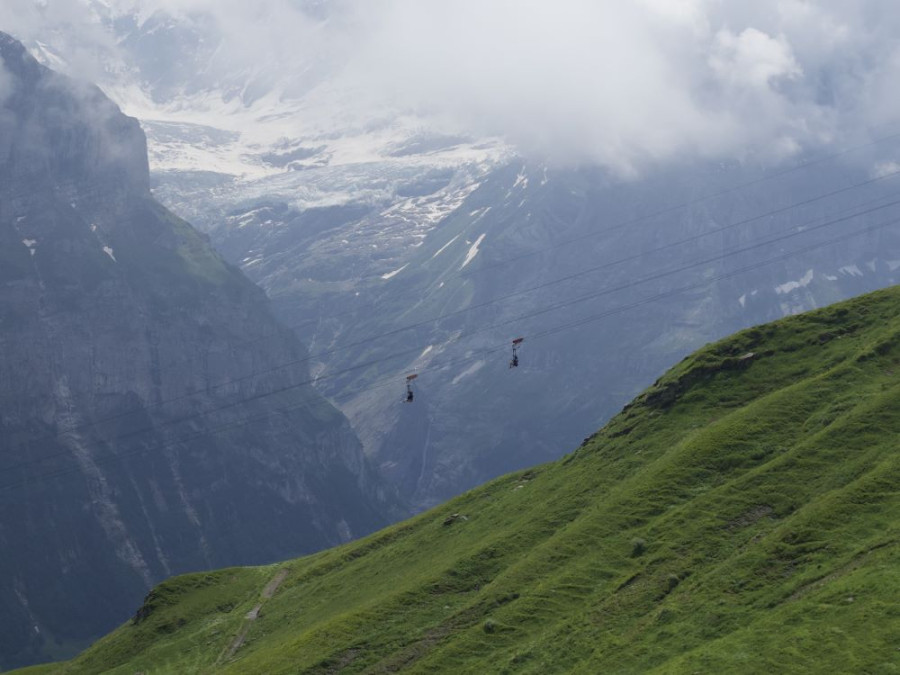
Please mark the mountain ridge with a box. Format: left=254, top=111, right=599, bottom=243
left=25, top=282, right=900, bottom=673
left=0, top=31, right=397, bottom=669
left=29, top=9, right=900, bottom=515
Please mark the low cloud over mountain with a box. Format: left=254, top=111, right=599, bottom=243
left=4, top=0, right=900, bottom=174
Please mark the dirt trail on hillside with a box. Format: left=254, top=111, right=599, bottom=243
left=219, top=568, right=290, bottom=663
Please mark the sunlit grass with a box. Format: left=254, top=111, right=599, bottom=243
left=29, top=285, right=900, bottom=674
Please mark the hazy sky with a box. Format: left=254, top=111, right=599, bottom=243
left=2, top=0, right=900, bottom=173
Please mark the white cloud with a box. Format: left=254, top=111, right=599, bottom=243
left=0, top=0, right=121, bottom=85
left=345, top=0, right=732, bottom=172
left=709, top=28, right=801, bottom=89
left=4, top=0, right=900, bottom=174
left=336, top=0, right=900, bottom=171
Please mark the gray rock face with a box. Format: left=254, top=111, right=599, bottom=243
left=0, top=32, right=395, bottom=669
left=174, top=155, right=900, bottom=512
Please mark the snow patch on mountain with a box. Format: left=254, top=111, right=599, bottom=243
left=774, top=269, right=813, bottom=294
left=452, top=360, right=485, bottom=385
left=381, top=264, right=408, bottom=280
left=430, top=234, right=460, bottom=260
left=513, top=168, right=528, bottom=190
left=460, top=234, right=486, bottom=270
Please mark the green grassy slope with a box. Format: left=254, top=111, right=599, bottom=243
left=27, top=287, right=900, bottom=674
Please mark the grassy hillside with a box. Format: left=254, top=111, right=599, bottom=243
left=23, top=286, right=900, bottom=674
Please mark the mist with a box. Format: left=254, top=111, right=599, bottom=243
left=349, top=0, right=900, bottom=172
left=3, top=0, right=900, bottom=174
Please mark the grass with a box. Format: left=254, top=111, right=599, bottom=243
left=22, top=285, right=900, bottom=674
left=107, top=200, right=248, bottom=310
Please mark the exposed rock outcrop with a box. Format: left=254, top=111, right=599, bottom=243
left=0, top=31, right=396, bottom=669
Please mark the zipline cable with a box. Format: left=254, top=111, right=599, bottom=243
left=50, top=171, right=900, bottom=441
left=2, top=214, right=897, bottom=490
left=11, top=191, right=900, bottom=472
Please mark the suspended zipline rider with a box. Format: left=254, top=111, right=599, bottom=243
left=405, top=373, right=418, bottom=402
left=509, top=337, right=524, bottom=368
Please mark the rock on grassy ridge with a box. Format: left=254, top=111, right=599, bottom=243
left=23, top=284, right=900, bottom=674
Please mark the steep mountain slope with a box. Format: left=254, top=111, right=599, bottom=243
left=0, top=32, right=395, bottom=670
left=33, top=284, right=900, bottom=674
left=27, top=4, right=900, bottom=514
left=212, top=157, right=900, bottom=510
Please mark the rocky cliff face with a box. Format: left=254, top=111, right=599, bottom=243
left=0, top=32, right=395, bottom=669
left=175, top=155, right=900, bottom=511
